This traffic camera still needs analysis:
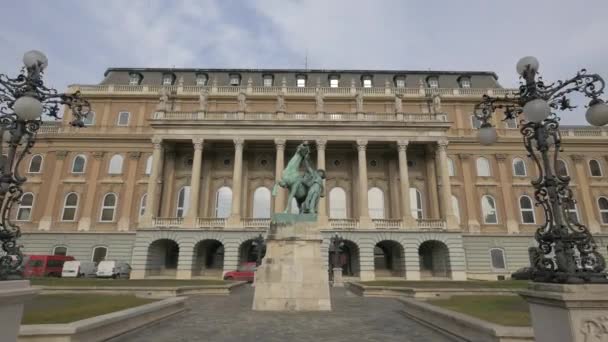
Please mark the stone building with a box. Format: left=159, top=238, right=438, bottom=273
left=18, top=68, right=608, bottom=281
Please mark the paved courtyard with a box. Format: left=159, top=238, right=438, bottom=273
left=110, top=285, right=452, bottom=342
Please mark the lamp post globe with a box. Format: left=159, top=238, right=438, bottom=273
left=516, top=56, right=540, bottom=76
left=22, top=50, right=48, bottom=71
left=478, top=125, right=497, bottom=145
left=12, top=96, right=43, bottom=121
left=586, top=100, right=608, bottom=126
left=523, top=98, right=551, bottom=123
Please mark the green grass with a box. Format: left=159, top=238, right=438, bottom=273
left=428, top=295, right=531, bottom=326
left=30, top=278, right=230, bottom=287
left=22, top=294, right=158, bottom=324
left=359, top=280, right=528, bottom=289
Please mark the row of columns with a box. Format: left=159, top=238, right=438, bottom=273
left=141, top=137, right=456, bottom=227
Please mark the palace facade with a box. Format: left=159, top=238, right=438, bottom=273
left=17, top=68, right=608, bottom=281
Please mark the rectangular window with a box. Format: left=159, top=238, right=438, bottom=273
left=196, top=76, right=207, bottom=86
left=460, top=78, right=471, bottom=88
left=330, top=78, right=339, bottom=88
left=117, top=112, right=130, bottom=126
left=162, top=76, right=172, bottom=85
left=363, top=79, right=372, bottom=88
left=129, top=75, right=139, bottom=85
left=297, top=78, right=306, bottom=87
left=62, top=208, right=76, bottom=221
left=428, top=78, right=439, bottom=88
left=395, top=79, right=405, bottom=88
left=263, top=77, right=273, bottom=87
left=229, top=74, right=240, bottom=86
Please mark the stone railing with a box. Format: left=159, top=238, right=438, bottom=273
left=450, top=127, right=608, bottom=139
left=242, top=218, right=271, bottom=228
left=329, top=219, right=359, bottom=230
left=68, top=84, right=517, bottom=99
left=196, top=218, right=226, bottom=229
left=372, top=219, right=402, bottom=229
left=416, top=219, right=447, bottom=230
left=153, top=217, right=183, bottom=227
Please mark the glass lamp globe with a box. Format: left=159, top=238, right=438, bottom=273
left=586, top=100, right=608, bottom=126
left=13, top=96, right=43, bottom=121
left=523, top=99, right=551, bottom=123
left=479, top=125, right=497, bottom=145
left=516, top=56, right=540, bottom=76
left=23, top=50, right=48, bottom=71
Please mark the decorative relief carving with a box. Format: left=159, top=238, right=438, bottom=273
left=571, top=154, right=585, bottom=163
left=580, top=315, right=608, bottom=341
left=128, top=152, right=142, bottom=160
left=55, top=151, right=68, bottom=160
left=92, top=151, right=105, bottom=160
left=459, top=153, right=471, bottom=160
left=495, top=154, right=508, bottom=162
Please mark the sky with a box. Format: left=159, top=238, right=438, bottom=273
left=1, top=0, right=607, bottom=125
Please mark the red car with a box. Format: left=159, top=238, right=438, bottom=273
left=23, top=255, right=75, bottom=278
left=223, top=262, right=256, bottom=282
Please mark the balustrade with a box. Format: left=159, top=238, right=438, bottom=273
left=329, top=219, right=359, bottom=229
left=242, top=218, right=271, bottom=228
left=196, top=218, right=226, bottom=229
left=372, top=219, right=402, bottom=229
left=153, top=217, right=183, bottom=227
left=416, top=219, right=446, bottom=230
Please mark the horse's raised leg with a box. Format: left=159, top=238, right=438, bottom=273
left=284, top=182, right=300, bottom=213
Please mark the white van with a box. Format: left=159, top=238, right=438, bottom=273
left=96, top=261, right=131, bottom=279
left=62, top=261, right=97, bottom=278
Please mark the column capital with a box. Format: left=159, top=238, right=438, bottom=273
left=437, top=139, right=449, bottom=149
left=55, top=150, right=68, bottom=160
left=234, top=138, right=244, bottom=149
left=92, top=151, right=105, bottom=160
left=316, top=138, right=327, bottom=151
left=571, top=154, right=585, bottom=163
left=356, top=139, right=368, bottom=151
left=495, top=153, right=508, bottom=162
left=458, top=153, right=471, bottom=160
left=274, top=138, right=286, bottom=150
left=193, top=138, right=204, bottom=150
left=128, top=151, right=142, bottom=160
left=151, top=136, right=163, bottom=144
left=397, top=140, right=409, bottom=152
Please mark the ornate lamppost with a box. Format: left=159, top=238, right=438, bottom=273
left=475, top=56, right=608, bottom=283
left=329, top=234, right=344, bottom=285
left=0, top=50, right=90, bottom=280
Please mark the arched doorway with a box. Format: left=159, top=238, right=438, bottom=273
left=418, top=240, right=451, bottom=279
left=146, top=239, right=180, bottom=277
left=374, top=240, right=405, bottom=278
left=328, top=239, right=360, bottom=277
left=192, top=240, right=224, bottom=277
left=238, top=239, right=266, bottom=266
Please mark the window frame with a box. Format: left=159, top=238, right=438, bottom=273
left=61, top=192, right=79, bottom=222
left=108, top=154, right=124, bottom=175
left=195, top=73, right=208, bottom=86
left=471, top=115, right=482, bottom=129
left=598, top=197, right=608, bottom=224
left=476, top=157, right=491, bottom=177
left=99, top=193, right=118, bottom=222
left=128, top=73, right=141, bottom=85
left=215, top=186, right=232, bottom=218
left=229, top=74, right=241, bottom=86
left=144, top=155, right=153, bottom=175
left=589, top=159, right=603, bottom=177
left=459, top=77, right=471, bottom=89
left=394, top=76, right=406, bottom=88
left=28, top=154, right=43, bottom=173
left=72, top=155, right=87, bottom=174
left=175, top=186, right=190, bottom=218
left=262, top=74, right=274, bottom=87
left=447, top=157, right=455, bottom=177
left=139, top=193, right=147, bottom=218
left=296, top=75, right=306, bottom=88
left=83, top=111, right=95, bottom=126
left=505, top=118, right=518, bottom=129
left=117, top=111, right=130, bottom=126
left=329, top=75, right=340, bottom=88
left=427, top=77, right=439, bottom=88
left=329, top=187, right=347, bottom=219
left=367, top=187, right=385, bottom=219
left=451, top=195, right=461, bottom=224
left=489, top=248, right=507, bottom=271
left=53, top=246, right=68, bottom=256
left=252, top=187, right=272, bottom=219
left=519, top=195, right=536, bottom=224
left=481, top=195, right=498, bottom=224
left=91, top=246, right=108, bottom=264
left=16, top=192, right=34, bottom=221
left=361, top=75, right=373, bottom=88
left=512, top=158, right=527, bottom=177
left=565, top=200, right=580, bottom=223
left=162, top=74, right=174, bottom=85
left=410, top=188, right=424, bottom=219
left=556, top=159, right=569, bottom=177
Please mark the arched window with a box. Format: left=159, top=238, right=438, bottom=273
left=28, top=154, right=43, bottom=173
left=410, top=188, right=423, bottom=219
left=481, top=195, right=498, bottom=224
left=139, top=193, right=147, bottom=218
left=556, top=159, right=569, bottom=177
left=83, top=112, right=95, bottom=126
left=92, top=246, right=108, bottom=264
left=61, top=193, right=79, bottom=221
left=100, top=193, right=117, bottom=222
left=215, top=186, right=232, bottom=218
left=72, top=155, right=86, bottom=174
left=476, top=157, right=491, bottom=177
left=145, top=156, right=153, bottom=175
left=589, top=159, right=603, bottom=177
left=176, top=186, right=190, bottom=218
left=565, top=200, right=580, bottom=223
left=329, top=187, right=347, bottom=219
left=252, top=187, right=271, bottom=218
left=512, top=158, right=527, bottom=176
left=108, top=154, right=123, bottom=174
left=53, top=246, right=68, bottom=256
left=519, top=195, right=535, bottom=224
left=447, top=158, right=455, bottom=177
left=16, top=193, right=34, bottom=221
left=451, top=195, right=461, bottom=224
left=490, top=248, right=506, bottom=270
left=368, top=187, right=385, bottom=219
left=598, top=197, right=608, bottom=224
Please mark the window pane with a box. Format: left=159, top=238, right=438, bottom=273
left=66, top=194, right=78, bottom=206
left=513, top=159, right=526, bottom=176
left=101, top=208, right=114, bottom=221
left=297, top=78, right=305, bottom=87
left=118, top=112, right=129, bottom=126
left=29, top=155, right=42, bottom=172
left=599, top=198, right=608, bottom=210
left=482, top=196, right=497, bottom=223
left=104, top=194, right=116, bottom=206
left=590, top=160, right=602, bottom=176
left=83, top=112, right=95, bottom=125
left=54, top=247, right=67, bottom=256
left=108, top=155, right=123, bottom=174
left=252, top=187, right=271, bottom=218
left=73, top=156, right=85, bottom=173
left=139, top=194, right=147, bottom=217
left=330, top=79, right=339, bottom=88
left=602, top=212, right=608, bottom=224
left=556, top=160, right=568, bottom=177
left=368, top=187, right=384, bottom=219
left=21, top=194, right=33, bottom=206
left=263, top=77, right=273, bottom=87
left=17, top=208, right=31, bottom=221
left=329, top=187, right=347, bottom=219
left=451, top=195, right=461, bottom=224
left=490, top=249, right=505, bottom=269
left=363, top=79, right=372, bottom=88
left=62, top=207, right=76, bottom=221
left=447, top=158, right=455, bottom=177
left=522, top=211, right=535, bottom=223
left=476, top=158, right=490, bottom=177
left=215, top=187, right=232, bottom=218
left=471, top=115, right=482, bottom=129
left=410, top=188, right=423, bottom=219
left=396, top=79, right=405, bottom=88
left=145, top=156, right=153, bottom=175
left=92, top=247, right=107, bottom=264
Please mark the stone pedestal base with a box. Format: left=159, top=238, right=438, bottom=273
left=252, top=218, right=331, bottom=311
left=0, top=280, right=38, bottom=342
left=332, top=268, right=344, bottom=287
left=520, top=282, right=608, bottom=342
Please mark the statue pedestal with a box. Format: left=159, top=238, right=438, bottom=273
left=0, top=280, right=38, bottom=342
left=520, top=282, right=608, bottom=342
left=252, top=214, right=331, bottom=311
left=332, top=267, right=344, bottom=287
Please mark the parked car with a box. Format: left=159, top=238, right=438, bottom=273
left=223, top=262, right=257, bottom=282
left=62, top=260, right=97, bottom=278
left=96, top=260, right=131, bottom=278
left=23, top=255, right=75, bottom=278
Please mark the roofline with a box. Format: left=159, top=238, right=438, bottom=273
left=103, top=67, right=499, bottom=80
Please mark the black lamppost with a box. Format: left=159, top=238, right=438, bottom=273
left=475, top=56, right=608, bottom=283
left=0, top=50, right=90, bottom=280
left=253, top=234, right=266, bottom=266
left=329, top=234, right=344, bottom=270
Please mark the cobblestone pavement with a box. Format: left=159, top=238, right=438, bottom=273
left=110, top=286, right=452, bottom=342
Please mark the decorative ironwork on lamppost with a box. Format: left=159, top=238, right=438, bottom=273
left=475, top=56, right=608, bottom=283
left=0, top=50, right=90, bottom=280
left=329, top=234, right=344, bottom=270
left=253, top=234, right=266, bottom=267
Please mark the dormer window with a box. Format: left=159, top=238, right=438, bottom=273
left=128, top=73, right=141, bottom=85
left=361, top=75, right=373, bottom=88
left=296, top=75, right=306, bottom=87
left=427, top=77, right=439, bottom=88
left=394, top=76, right=406, bottom=88
left=459, top=76, right=471, bottom=88
left=162, top=74, right=173, bottom=85
left=329, top=75, right=340, bottom=88
left=229, top=74, right=241, bottom=86
left=263, top=74, right=274, bottom=87
left=196, top=74, right=208, bottom=86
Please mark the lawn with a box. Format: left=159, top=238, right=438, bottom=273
left=428, top=295, right=531, bottom=326
left=358, top=280, right=528, bottom=289
left=30, top=278, right=230, bottom=287
left=22, top=294, right=158, bottom=324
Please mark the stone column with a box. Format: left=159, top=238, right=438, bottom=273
left=397, top=140, right=415, bottom=227
left=436, top=140, right=458, bottom=228
left=38, top=151, right=67, bottom=231
left=77, top=151, right=104, bottom=231
left=425, top=145, right=440, bottom=218
left=274, top=138, right=286, bottom=213
left=140, top=137, right=164, bottom=227
left=572, top=154, right=601, bottom=233
left=495, top=154, right=519, bottom=234
left=184, top=138, right=204, bottom=227
left=459, top=154, right=481, bottom=232
left=316, top=139, right=328, bottom=224
left=117, top=152, right=141, bottom=231
left=176, top=241, right=194, bottom=280
left=228, top=138, right=244, bottom=226
left=357, top=139, right=372, bottom=227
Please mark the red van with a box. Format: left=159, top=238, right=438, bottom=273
left=223, top=262, right=257, bottom=282
left=23, top=255, right=75, bottom=278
